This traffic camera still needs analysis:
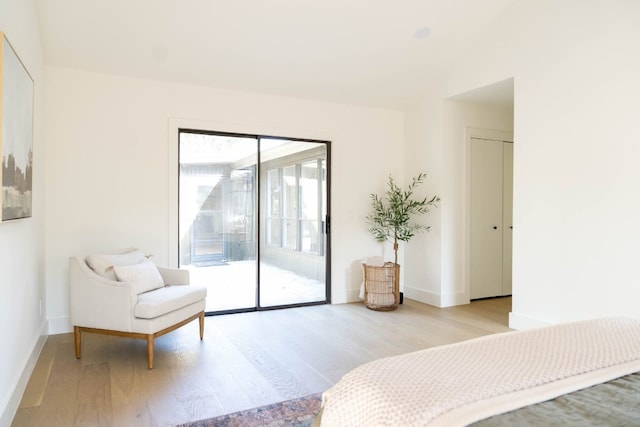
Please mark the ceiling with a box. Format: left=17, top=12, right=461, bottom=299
left=35, top=0, right=517, bottom=110
left=450, top=78, right=514, bottom=108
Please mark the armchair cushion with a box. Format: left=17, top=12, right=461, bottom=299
left=86, top=249, right=146, bottom=280
left=135, top=285, right=207, bottom=319
left=113, top=259, right=165, bottom=294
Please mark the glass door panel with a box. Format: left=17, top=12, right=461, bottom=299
left=179, top=131, right=257, bottom=312
left=259, top=138, right=328, bottom=308
left=179, top=131, right=329, bottom=313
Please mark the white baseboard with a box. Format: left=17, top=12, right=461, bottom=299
left=404, top=286, right=441, bottom=306
left=404, top=286, right=468, bottom=308
left=47, top=316, right=72, bottom=335
left=1, top=321, right=48, bottom=427
left=346, top=287, right=362, bottom=304
left=439, top=292, right=469, bottom=308
left=329, top=286, right=362, bottom=305
left=509, top=312, right=552, bottom=330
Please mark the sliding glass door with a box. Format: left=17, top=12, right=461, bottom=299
left=178, top=130, right=330, bottom=313
left=260, top=138, right=328, bottom=307
left=178, top=132, right=257, bottom=312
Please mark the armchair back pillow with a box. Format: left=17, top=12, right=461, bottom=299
left=86, top=249, right=146, bottom=280
left=113, top=259, right=165, bottom=294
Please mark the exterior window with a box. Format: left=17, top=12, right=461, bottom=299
left=283, top=165, right=298, bottom=250
left=300, top=160, right=319, bottom=253
left=266, top=169, right=281, bottom=246
left=266, top=157, right=325, bottom=255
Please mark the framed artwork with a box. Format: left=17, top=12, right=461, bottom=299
left=1, top=32, right=34, bottom=221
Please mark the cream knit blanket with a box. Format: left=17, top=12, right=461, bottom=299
left=320, top=317, right=640, bottom=426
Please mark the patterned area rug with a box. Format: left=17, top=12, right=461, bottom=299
left=177, top=393, right=322, bottom=427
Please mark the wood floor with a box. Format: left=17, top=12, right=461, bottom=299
left=12, top=297, right=511, bottom=427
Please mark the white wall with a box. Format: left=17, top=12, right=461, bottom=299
left=406, top=0, right=640, bottom=327
left=8, top=0, right=639, bottom=421
left=0, top=0, right=47, bottom=424
left=44, top=67, right=405, bottom=333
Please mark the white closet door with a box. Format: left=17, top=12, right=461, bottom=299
left=502, top=143, right=513, bottom=295
left=470, top=138, right=504, bottom=299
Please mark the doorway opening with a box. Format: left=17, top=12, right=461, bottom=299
left=178, top=129, right=331, bottom=314
left=448, top=77, right=514, bottom=307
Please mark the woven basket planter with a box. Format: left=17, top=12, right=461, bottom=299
left=362, top=262, right=400, bottom=311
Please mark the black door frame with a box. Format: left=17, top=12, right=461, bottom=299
left=178, top=128, right=331, bottom=315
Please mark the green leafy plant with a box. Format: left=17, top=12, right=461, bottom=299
left=366, top=172, right=440, bottom=265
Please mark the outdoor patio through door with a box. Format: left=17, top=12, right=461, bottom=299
left=178, top=130, right=330, bottom=314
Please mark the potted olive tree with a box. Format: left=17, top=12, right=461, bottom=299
left=364, top=172, right=439, bottom=308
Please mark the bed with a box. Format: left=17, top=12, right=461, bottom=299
left=315, top=317, right=640, bottom=426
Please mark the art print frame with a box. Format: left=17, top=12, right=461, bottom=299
left=1, top=32, right=34, bottom=221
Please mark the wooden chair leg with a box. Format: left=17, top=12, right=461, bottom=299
left=199, top=311, right=205, bottom=340
left=147, top=335, right=154, bottom=369
left=74, top=326, right=81, bottom=359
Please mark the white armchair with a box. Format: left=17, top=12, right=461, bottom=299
left=69, top=248, right=207, bottom=369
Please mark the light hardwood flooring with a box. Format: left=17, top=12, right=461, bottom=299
left=12, top=297, right=511, bottom=427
